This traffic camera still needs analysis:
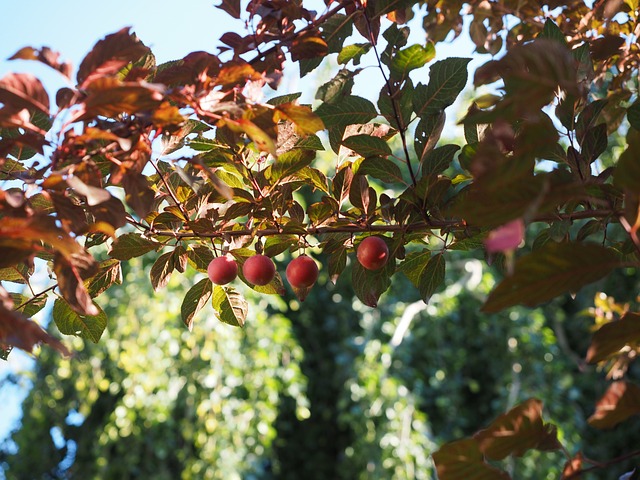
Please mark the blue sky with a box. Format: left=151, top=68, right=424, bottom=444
left=0, top=0, right=483, bottom=456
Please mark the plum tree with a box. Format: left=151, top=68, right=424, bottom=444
left=356, top=237, right=389, bottom=271
left=286, top=255, right=319, bottom=289
left=242, top=255, right=276, bottom=286
left=207, top=256, right=238, bottom=285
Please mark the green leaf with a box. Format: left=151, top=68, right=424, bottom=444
left=12, top=293, right=48, bottom=318
left=628, top=99, right=640, bottom=130
left=109, top=233, right=160, bottom=260
left=482, top=243, right=621, bottom=313
left=187, top=245, right=214, bottom=272
left=85, top=259, right=122, bottom=298
left=315, top=69, right=357, bottom=104
left=421, top=144, right=460, bottom=177
left=399, top=251, right=444, bottom=303
left=390, top=43, right=435, bottom=79
left=266, top=149, right=315, bottom=183
left=212, top=285, right=248, bottom=327
left=264, top=235, right=298, bottom=257
left=587, top=312, right=640, bottom=364
left=538, top=19, right=567, bottom=46
left=614, top=129, right=640, bottom=193
left=355, top=157, right=405, bottom=184
left=341, top=134, right=391, bottom=158
left=433, top=439, right=511, bottom=480
left=588, top=381, right=640, bottom=429
left=351, top=257, right=393, bottom=308
left=473, top=399, right=560, bottom=460
left=581, top=123, right=608, bottom=163
left=52, top=297, right=107, bottom=343
left=315, top=95, right=378, bottom=130
left=413, top=58, right=471, bottom=119
left=0, top=263, right=33, bottom=284
left=337, top=43, right=371, bottom=65
left=150, top=251, right=175, bottom=291
left=414, top=112, right=445, bottom=164
left=181, top=277, right=213, bottom=331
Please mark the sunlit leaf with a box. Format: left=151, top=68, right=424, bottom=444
left=109, top=233, right=161, bottom=261
left=212, top=285, right=247, bottom=327
left=0, top=73, right=50, bottom=114
left=77, top=27, right=150, bottom=87
left=181, top=278, right=213, bottom=331
left=52, top=297, right=107, bottom=343
left=390, top=43, right=435, bottom=80
left=337, top=43, right=371, bottom=65
left=85, top=259, right=122, bottom=298
left=150, top=251, right=175, bottom=291
left=0, top=303, right=69, bottom=356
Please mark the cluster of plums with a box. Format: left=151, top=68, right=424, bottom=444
left=207, top=236, right=390, bottom=291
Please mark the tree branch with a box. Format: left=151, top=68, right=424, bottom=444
left=140, top=209, right=622, bottom=240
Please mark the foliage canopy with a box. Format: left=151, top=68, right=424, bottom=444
left=2, top=0, right=640, bottom=477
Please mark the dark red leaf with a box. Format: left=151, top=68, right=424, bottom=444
left=215, top=0, right=241, bottom=19
left=54, top=253, right=99, bottom=316
left=0, top=73, right=50, bottom=114
left=77, top=27, right=150, bottom=88
left=9, top=46, right=73, bottom=79
left=0, top=301, right=69, bottom=356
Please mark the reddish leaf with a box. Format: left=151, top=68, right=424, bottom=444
left=121, top=173, right=156, bottom=217
left=433, top=439, right=511, bottom=480
left=0, top=302, right=69, bottom=356
left=54, top=253, right=99, bottom=316
left=473, top=399, right=561, bottom=460
left=587, top=312, right=640, bottom=364
left=224, top=118, right=277, bottom=157
left=0, top=215, right=93, bottom=265
left=588, top=382, right=640, bottom=429
left=76, top=78, right=164, bottom=121
left=0, top=73, right=50, bottom=114
left=290, top=31, right=329, bottom=61
left=85, top=259, right=122, bottom=298
left=181, top=278, right=213, bottom=331
left=275, top=103, right=325, bottom=135
left=561, top=453, right=583, bottom=479
left=482, top=243, right=621, bottom=313
left=77, top=27, right=150, bottom=88
left=215, top=0, right=241, bottom=19
left=9, top=46, right=72, bottom=79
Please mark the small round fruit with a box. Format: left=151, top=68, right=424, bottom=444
left=243, top=254, right=276, bottom=286
left=207, top=256, right=238, bottom=285
left=286, top=255, right=319, bottom=289
left=357, top=236, right=389, bottom=271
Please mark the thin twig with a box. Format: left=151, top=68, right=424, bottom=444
left=149, top=157, right=192, bottom=223
left=362, top=8, right=417, bottom=187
